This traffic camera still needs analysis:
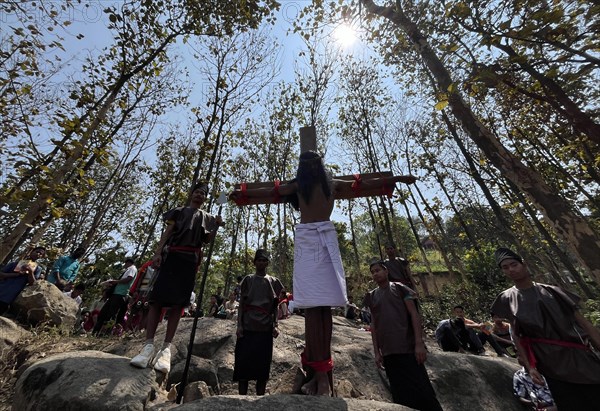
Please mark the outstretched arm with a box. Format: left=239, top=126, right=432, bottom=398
left=229, top=181, right=297, bottom=201
left=333, top=174, right=416, bottom=197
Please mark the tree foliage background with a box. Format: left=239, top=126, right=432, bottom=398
left=1, top=0, right=599, bottom=322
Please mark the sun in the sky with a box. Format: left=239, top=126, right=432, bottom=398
left=332, top=23, right=357, bottom=48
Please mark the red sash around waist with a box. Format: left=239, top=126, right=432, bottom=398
left=520, top=336, right=589, bottom=369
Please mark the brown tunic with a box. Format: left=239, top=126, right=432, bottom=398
left=385, top=258, right=412, bottom=286
left=240, top=274, right=283, bottom=332
left=491, top=283, right=600, bottom=384
left=364, top=282, right=415, bottom=356
left=164, top=207, right=218, bottom=255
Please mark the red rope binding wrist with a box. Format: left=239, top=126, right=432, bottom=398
left=236, top=182, right=249, bottom=206
left=274, top=179, right=281, bottom=203
left=382, top=177, right=394, bottom=198
left=301, top=351, right=334, bottom=373
left=351, top=173, right=362, bottom=197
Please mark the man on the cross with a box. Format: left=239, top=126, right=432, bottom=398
left=230, top=150, right=416, bottom=395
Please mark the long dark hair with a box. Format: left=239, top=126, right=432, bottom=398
left=295, top=151, right=332, bottom=206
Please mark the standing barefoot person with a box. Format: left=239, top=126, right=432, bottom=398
left=230, top=151, right=416, bottom=395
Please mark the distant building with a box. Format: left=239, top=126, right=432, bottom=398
left=420, top=237, right=437, bottom=251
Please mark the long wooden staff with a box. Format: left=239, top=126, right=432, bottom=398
left=176, top=193, right=227, bottom=404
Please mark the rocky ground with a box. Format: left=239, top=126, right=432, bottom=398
left=1, top=311, right=524, bottom=411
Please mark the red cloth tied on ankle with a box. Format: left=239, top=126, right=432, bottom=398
left=351, top=174, right=362, bottom=197
left=301, top=351, right=334, bottom=372
left=274, top=179, right=281, bottom=203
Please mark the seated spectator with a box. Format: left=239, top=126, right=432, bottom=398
left=453, top=305, right=507, bottom=356
left=0, top=246, right=46, bottom=315
left=225, top=291, right=239, bottom=320
left=435, top=317, right=483, bottom=354
left=47, top=247, right=85, bottom=291
left=277, top=289, right=288, bottom=320
left=359, top=305, right=372, bottom=325
left=64, top=283, right=86, bottom=306
left=74, top=309, right=91, bottom=334
left=208, top=294, right=224, bottom=318
left=82, top=309, right=95, bottom=332
left=491, top=313, right=516, bottom=357
left=345, top=296, right=358, bottom=320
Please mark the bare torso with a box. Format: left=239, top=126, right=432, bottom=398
left=297, top=182, right=335, bottom=223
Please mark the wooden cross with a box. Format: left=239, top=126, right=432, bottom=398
left=231, top=126, right=400, bottom=206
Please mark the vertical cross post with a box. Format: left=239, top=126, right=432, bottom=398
left=300, top=126, right=317, bottom=154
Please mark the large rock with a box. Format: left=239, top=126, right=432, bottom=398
left=12, top=351, right=158, bottom=411
left=177, top=394, right=412, bottom=410
left=0, top=316, right=31, bottom=355
left=168, top=356, right=219, bottom=392
left=10, top=314, right=526, bottom=411
left=11, top=281, right=79, bottom=328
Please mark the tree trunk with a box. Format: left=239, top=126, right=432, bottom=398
left=360, top=0, right=600, bottom=286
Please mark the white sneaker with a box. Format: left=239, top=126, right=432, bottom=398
left=152, top=347, right=171, bottom=373
left=130, top=344, right=155, bottom=368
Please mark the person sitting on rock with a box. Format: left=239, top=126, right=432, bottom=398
left=233, top=249, right=283, bottom=396
left=491, top=313, right=516, bottom=357
left=435, top=317, right=475, bottom=354
left=47, top=246, right=85, bottom=291
left=224, top=291, right=239, bottom=320
left=452, top=305, right=506, bottom=356
left=0, top=246, right=46, bottom=315
left=64, top=283, right=85, bottom=307
left=207, top=294, right=224, bottom=318
left=345, top=296, right=359, bottom=321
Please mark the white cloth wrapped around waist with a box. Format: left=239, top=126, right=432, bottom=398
left=293, top=221, right=348, bottom=309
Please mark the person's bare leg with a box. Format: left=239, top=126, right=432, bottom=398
left=164, top=305, right=183, bottom=343
left=144, top=303, right=162, bottom=340
left=256, top=379, right=267, bottom=395
left=238, top=380, right=249, bottom=395
left=301, top=306, right=332, bottom=396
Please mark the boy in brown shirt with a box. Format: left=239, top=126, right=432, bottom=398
left=365, top=260, right=442, bottom=411
left=233, top=249, right=283, bottom=395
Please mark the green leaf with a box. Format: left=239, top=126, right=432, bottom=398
left=435, top=100, right=449, bottom=111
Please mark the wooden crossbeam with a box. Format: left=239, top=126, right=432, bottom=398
left=231, top=171, right=395, bottom=206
